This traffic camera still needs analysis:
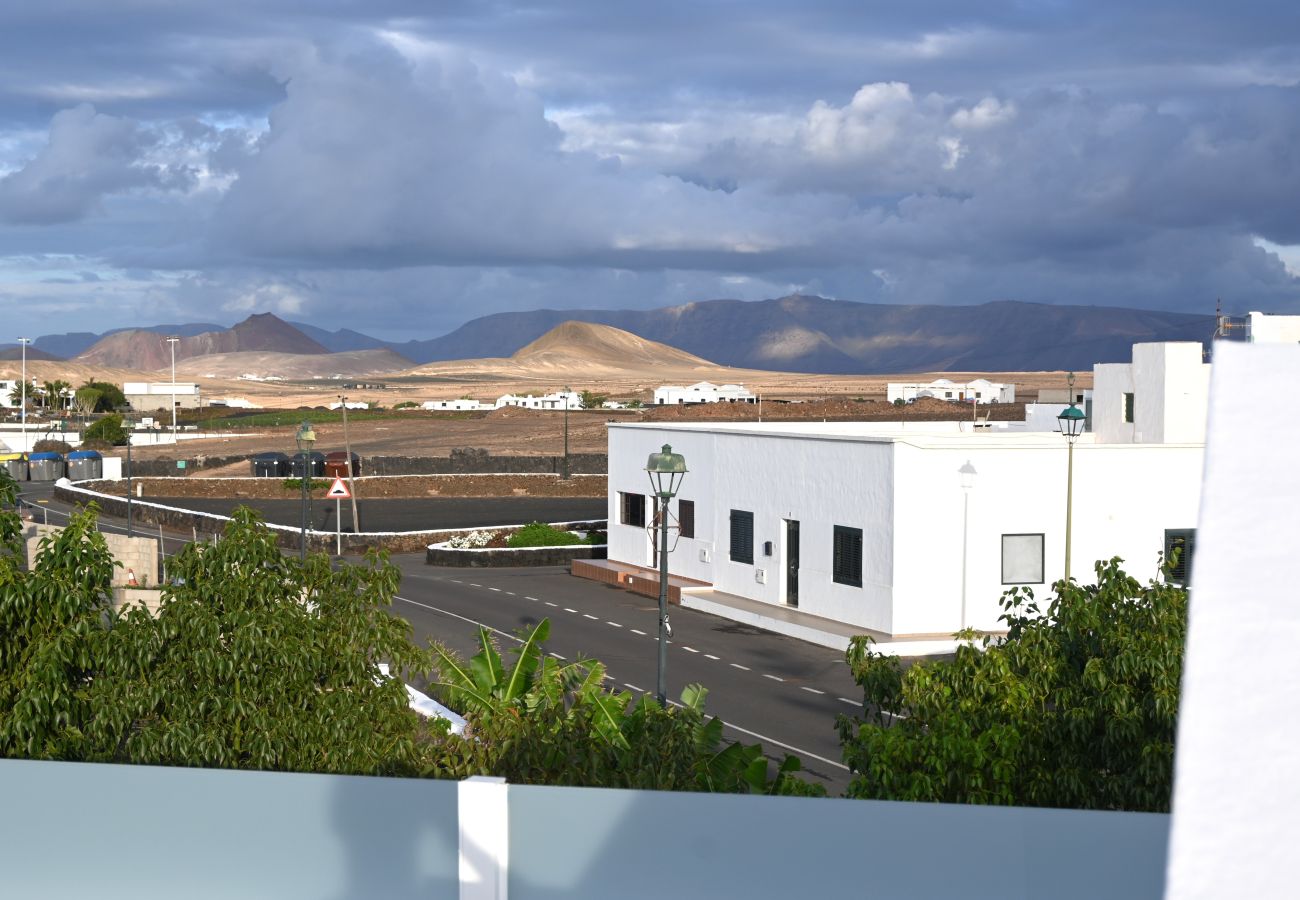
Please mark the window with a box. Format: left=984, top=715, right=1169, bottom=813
left=678, top=500, right=695, bottom=539
left=1164, top=529, right=1195, bottom=586
left=1002, top=534, right=1045, bottom=584
left=832, top=526, right=863, bottom=587
left=1123, top=392, right=1135, bottom=424
left=619, top=492, right=645, bottom=527
left=729, top=509, right=754, bottom=564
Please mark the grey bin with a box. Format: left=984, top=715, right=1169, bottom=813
left=66, top=450, right=103, bottom=481
left=0, top=455, right=27, bottom=481
left=286, top=452, right=326, bottom=478
left=27, top=452, right=66, bottom=481
left=251, top=452, right=291, bottom=477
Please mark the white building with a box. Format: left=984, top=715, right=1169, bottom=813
left=654, top=382, right=756, bottom=405
left=1245, top=311, right=1300, bottom=344
left=422, top=398, right=492, bottom=411
left=327, top=400, right=369, bottom=411
left=124, top=382, right=201, bottom=410
left=0, top=379, right=32, bottom=409
left=1092, top=342, right=1209, bottom=444
left=494, top=390, right=583, bottom=410
left=887, top=378, right=1016, bottom=405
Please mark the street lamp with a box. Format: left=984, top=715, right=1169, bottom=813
left=166, top=336, right=180, bottom=442
left=118, top=406, right=136, bottom=537
left=295, top=420, right=316, bottom=561
left=958, top=460, right=977, bottom=631
left=645, top=443, right=687, bottom=707
left=1057, top=373, right=1086, bottom=581
left=18, top=337, right=30, bottom=442
left=562, top=385, right=572, bottom=480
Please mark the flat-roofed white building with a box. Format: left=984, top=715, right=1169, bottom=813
left=887, top=378, right=1016, bottom=405
left=654, top=382, right=756, bottom=405
left=1246, top=311, right=1300, bottom=344
left=422, top=398, right=492, bottom=411
left=1092, top=342, right=1209, bottom=444
left=607, top=419, right=1201, bottom=638
left=495, top=390, right=583, bottom=410
left=124, top=382, right=201, bottom=410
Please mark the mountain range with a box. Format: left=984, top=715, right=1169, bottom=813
left=6, top=296, right=1217, bottom=374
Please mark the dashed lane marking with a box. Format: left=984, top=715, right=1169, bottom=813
left=623, top=683, right=644, bottom=693
left=663, top=699, right=850, bottom=772
left=838, top=697, right=858, bottom=706
left=630, top=629, right=647, bottom=636
left=704, top=654, right=720, bottom=660
left=730, top=663, right=750, bottom=671
left=488, top=587, right=502, bottom=592
left=563, top=607, right=577, bottom=613
left=549, top=652, right=566, bottom=660
left=525, top=596, right=539, bottom=602
left=681, top=646, right=699, bottom=653
left=544, top=602, right=558, bottom=607
left=606, top=621, right=622, bottom=628
left=583, top=614, right=598, bottom=620
left=762, top=674, right=784, bottom=682
left=801, top=687, right=826, bottom=695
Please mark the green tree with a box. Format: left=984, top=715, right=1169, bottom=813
left=71, top=388, right=102, bottom=419
left=578, top=390, right=608, bottom=409
left=83, top=414, right=128, bottom=446
left=77, top=381, right=126, bottom=413
left=837, top=557, right=1186, bottom=812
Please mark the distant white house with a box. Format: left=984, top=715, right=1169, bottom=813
left=208, top=397, right=262, bottom=409
left=328, top=401, right=369, bottom=411
left=1092, top=342, right=1210, bottom=444
left=422, top=398, right=492, bottom=411
left=653, top=382, right=756, bottom=405
left=887, top=378, right=1015, bottom=405
left=0, top=378, right=37, bottom=409
left=495, top=390, right=583, bottom=410
left=124, top=382, right=201, bottom=410
left=1246, top=311, right=1300, bottom=344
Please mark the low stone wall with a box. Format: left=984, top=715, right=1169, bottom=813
left=81, top=473, right=607, bottom=500
left=117, top=449, right=608, bottom=478
left=426, top=544, right=608, bottom=567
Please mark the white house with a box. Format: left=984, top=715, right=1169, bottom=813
left=124, top=382, right=201, bottom=410
left=887, top=378, right=1016, bottom=405
left=494, top=390, right=583, bottom=410
left=1246, top=311, right=1300, bottom=344
left=327, top=400, right=369, bottom=411
left=1092, top=342, right=1209, bottom=444
left=607, top=421, right=1202, bottom=638
left=421, top=398, right=492, bottom=411
left=654, top=382, right=756, bottom=405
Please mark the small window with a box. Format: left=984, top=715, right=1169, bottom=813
left=945, top=391, right=953, bottom=399
left=833, top=526, right=863, bottom=587
left=620, top=492, right=645, bottom=527
left=1002, top=534, right=1045, bottom=584
left=1123, top=392, right=1135, bottom=424
left=729, top=510, right=754, bottom=564
left=678, top=500, right=695, bottom=539
left=1164, top=529, right=1195, bottom=586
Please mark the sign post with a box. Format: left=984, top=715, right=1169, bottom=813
left=325, top=477, right=352, bottom=555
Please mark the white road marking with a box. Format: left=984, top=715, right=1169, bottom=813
left=838, top=697, right=858, bottom=706
left=606, top=621, right=622, bottom=628
left=800, top=687, right=825, bottom=695
left=503, top=591, right=516, bottom=596
left=583, top=613, right=598, bottom=620
left=762, top=674, right=784, bottom=682
left=704, top=654, right=720, bottom=661
left=468, top=583, right=481, bottom=588
left=488, top=587, right=502, bottom=593
left=549, top=652, right=566, bottom=660
left=623, top=683, right=644, bottom=693
left=681, top=646, right=699, bottom=653
left=730, top=663, right=750, bottom=671
left=663, top=699, right=850, bottom=772
left=544, top=601, right=557, bottom=607
left=449, top=580, right=463, bottom=584
left=393, top=595, right=523, bottom=644
left=630, top=629, right=647, bottom=636
left=564, top=608, right=577, bottom=613
left=525, top=597, right=539, bottom=602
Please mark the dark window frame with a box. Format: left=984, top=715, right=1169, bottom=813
left=1001, top=533, right=1046, bottom=585
left=1164, top=528, right=1195, bottom=586
left=1123, top=392, right=1135, bottom=424
left=678, top=499, right=695, bottom=539
left=729, top=509, right=754, bottom=564
left=832, top=525, right=863, bottom=588
left=619, top=491, right=646, bottom=528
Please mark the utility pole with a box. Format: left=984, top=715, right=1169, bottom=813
left=166, top=336, right=180, bottom=442
left=562, top=385, right=571, bottom=479
left=338, top=395, right=360, bottom=535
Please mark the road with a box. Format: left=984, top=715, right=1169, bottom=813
left=18, top=480, right=860, bottom=794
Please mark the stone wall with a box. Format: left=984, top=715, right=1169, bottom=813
left=114, top=449, right=608, bottom=479
left=24, top=523, right=160, bottom=586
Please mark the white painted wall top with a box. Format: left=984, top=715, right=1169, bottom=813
left=1091, top=342, right=1209, bottom=445
left=124, top=382, right=199, bottom=395
left=887, top=379, right=1016, bottom=405
left=1245, top=311, right=1300, bottom=344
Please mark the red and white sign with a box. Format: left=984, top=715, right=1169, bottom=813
left=325, top=478, right=351, bottom=499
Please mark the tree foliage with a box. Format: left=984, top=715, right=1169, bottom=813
left=83, top=414, right=128, bottom=446
left=578, top=390, right=607, bottom=409
left=837, top=558, right=1187, bottom=811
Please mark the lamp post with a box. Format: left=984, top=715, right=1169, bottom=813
left=562, top=385, right=572, bottom=480
left=645, top=443, right=687, bottom=707
left=166, top=336, right=180, bottom=442
left=18, top=337, right=30, bottom=443
left=958, top=460, right=977, bottom=630
left=1057, top=373, right=1086, bottom=582
left=295, top=420, right=316, bottom=561
left=118, top=407, right=136, bottom=536
left=337, top=394, right=360, bottom=536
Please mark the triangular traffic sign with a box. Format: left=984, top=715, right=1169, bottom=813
left=325, top=477, right=351, bottom=499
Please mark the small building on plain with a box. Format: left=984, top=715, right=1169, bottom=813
left=1245, top=311, right=1300, bottom=344
left=494, top=391, right=583, bottom=410
left=422, top=398, right=492, bottom=411
left=887, top=378, right=1016, bottom=405
left=124, top=382, right=201, bottom=411
left=653, top=382, right=756, bottom=405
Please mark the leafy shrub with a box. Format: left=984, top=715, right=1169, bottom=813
left=392, top=401, right=418, bottom=410
left=447, top=529, right=497, bottom=549
left=84, top=414, right=128, bottom=446
left=505, top=522, right=584, bottom=548
left=585, top=531, right=607, bottom=545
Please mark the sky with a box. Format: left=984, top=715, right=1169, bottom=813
left=2, top=1, right=1300, bottom=342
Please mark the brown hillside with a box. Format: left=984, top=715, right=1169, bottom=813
left=172, top=348, right=413, bottom=379
left=76, top=314, right=327, bottom=368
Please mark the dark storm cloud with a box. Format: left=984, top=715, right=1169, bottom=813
left=1, top=0, right=1299, bottom=337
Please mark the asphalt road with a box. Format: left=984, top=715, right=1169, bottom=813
left=19, top=480, right=861, bottom=794
left=137, top=495, right=608, bottom=532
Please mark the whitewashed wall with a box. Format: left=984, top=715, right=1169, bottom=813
left=610, top=423, right=1205, bottom=638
